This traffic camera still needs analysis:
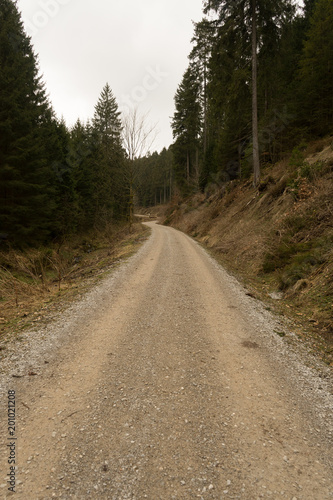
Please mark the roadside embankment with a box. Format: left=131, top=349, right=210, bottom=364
left=163, top=137, right=333, bottom=365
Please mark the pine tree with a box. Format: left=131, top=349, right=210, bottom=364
left=68, top=120, right=95, bottom=230
left=171, top=65, right=202, bottom=192
left=0, top=0, right=57, bottom=245
left=206, top=14, right=251, bottom=183
left=91, top=83, right=125, bottom=226
left=203, top=0, right=294, bottom=186
left=51, top=118, right=79, bottom=236
left=298, top=0, right=333, bottom=134
left=190, top=19, right=216, bottom=158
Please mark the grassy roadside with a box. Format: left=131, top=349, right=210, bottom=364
left=0, top=223, right=150, bottom=343
left=163, top=137, right=333, bottom=367
left=206, top=244, right=333, bottom=368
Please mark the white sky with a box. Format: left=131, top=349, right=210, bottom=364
left=17, top=0, right=204, bottom=153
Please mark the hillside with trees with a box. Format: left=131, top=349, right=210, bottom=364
left=0, top=0, right=332, bottom=348
left=133, top=0, right=332, bottom=206
left=170, top=0, right=332, bottom=194
left=163, top=136, right=333, bottom=357
left=160, top=0, right=333, bottom=355
left=3, top=0, right=332, bottom=245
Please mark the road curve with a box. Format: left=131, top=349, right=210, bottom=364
left=1, top=222, right=332, bottom=499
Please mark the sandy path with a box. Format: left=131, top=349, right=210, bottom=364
left=0, top=222, right=332, bottom=499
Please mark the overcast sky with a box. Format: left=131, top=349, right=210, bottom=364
left=17, top=0, right=204, bottom=152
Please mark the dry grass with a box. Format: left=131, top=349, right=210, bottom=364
left=0, top=223, right=150, bottom=338
left=163, top=137, right=333, bottom=362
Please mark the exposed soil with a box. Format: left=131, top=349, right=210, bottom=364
left=0, top=222, right=332, bottom=499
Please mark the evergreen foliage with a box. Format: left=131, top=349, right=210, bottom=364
left=170, top=0, right=332, bottom=194
left=171, top=65, right=202, bottom=194
left=92, top=83, right=126, bottom=225
left=0, top=0, right=57, bottom=244
left=1, top=0, right=332, bottom=244
left=298, top=0, right=333, bottom=134
left=135, top=148, right=173, bottom=207
left=0, top=2, right=127, bottom=246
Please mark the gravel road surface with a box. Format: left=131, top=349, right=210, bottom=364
left=0, top=222, right=332, bottom=499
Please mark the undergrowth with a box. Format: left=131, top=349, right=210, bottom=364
left=0, top=223, right=149, bottom=336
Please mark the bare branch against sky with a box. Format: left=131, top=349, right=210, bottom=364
left=16, top=0, right=204, bottom=152
left=122, top=108, right=158, bottom=161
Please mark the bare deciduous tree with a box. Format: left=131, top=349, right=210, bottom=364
left=121, top=108, right=158, bottom=228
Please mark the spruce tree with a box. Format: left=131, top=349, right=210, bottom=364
left=93, top=83, right=122, bottom=146
left=298, top=0, right=333, bottom=135
left=190, top=19, right=216, bottom=158
left=0, top=0, right=57, bottom=245
left=171, top=65, right=202, bottom=192
left=206, top=14, right=251, bottom=182
left=92, top=83, right=125, bottom=225
left=68, top=120, right=95, bottom=230
left=203, top=0, right=294, bottom=186
left=51, top=119, right=79, bottom=236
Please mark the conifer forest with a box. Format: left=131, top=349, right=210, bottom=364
left=0, top=0, right=332, bottom=246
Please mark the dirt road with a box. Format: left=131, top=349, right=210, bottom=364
left=1, top=222, right=332, bottom=499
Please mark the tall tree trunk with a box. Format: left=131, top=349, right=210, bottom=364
left=129, top=161, right=134, bottom=231
left=186, top=150, right=190, bottom=183
left=252, top=0, right=260, bottom=187
left=129, top=184, right=134, bottom=231
left=203, top=63, right=208, bottom=158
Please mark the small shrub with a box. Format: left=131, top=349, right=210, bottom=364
left=314, top=141, right=326, bottom=153
left=262, top=241, right=295, bottom=273
left=283, top=214, right=308, bottom=233
left=289, top=146, right=305, bottom=169
left=262, top=238, right=324, bottom=277
left=300, top=162, right=313, bottom=179
left=279, top=263, right=310, bottom=290
left=207, top=203, right=220, bottom=218
left=300, top=161, right=324, bottom=181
